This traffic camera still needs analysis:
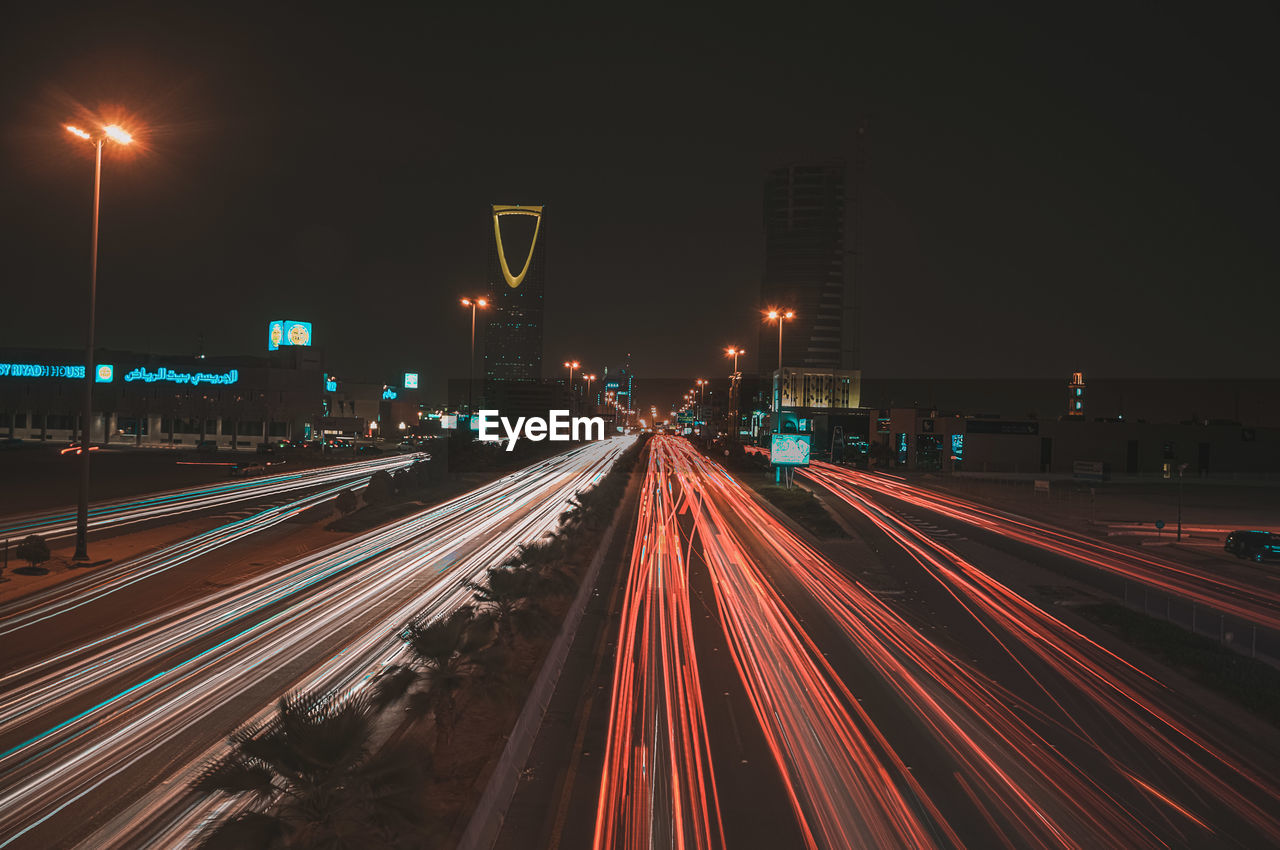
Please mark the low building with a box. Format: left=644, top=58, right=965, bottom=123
left=0, top=346, right=324, bottom=449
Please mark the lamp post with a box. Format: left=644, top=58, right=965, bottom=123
left=563, top=360, right=580, bottom=410
left=66, top=122, right=133, bottom=562
left=584, top=374, right=597, bottom=411
left=764, top=309, right=795, bottom=414
left=459, top=297, right=488, bottom=413
left=725, top=346, right=745, bottom=440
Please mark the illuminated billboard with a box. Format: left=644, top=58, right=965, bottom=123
left=770, top=433, right=811, bottom=467
left=268, top=320, right=313, bottom=351
left=403, top=372, right=419, bottom=389
left=95, top=364, right=114, bottom=383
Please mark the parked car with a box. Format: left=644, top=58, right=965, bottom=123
left=1225, top=530, right=1280, bottom=563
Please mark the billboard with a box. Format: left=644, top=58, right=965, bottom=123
left=403, top=372, right=419, bottom=389
left=770, top=433, right=811, bottom=467
left=268, top=320, right=313, bottom=351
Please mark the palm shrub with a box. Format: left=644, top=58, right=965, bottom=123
left=372, top=606, right=510, bottom=765
left=193, top=691, right=426, bottom=850
left=465, top=566, right=550, bottom=648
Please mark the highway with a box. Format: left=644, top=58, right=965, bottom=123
left=0, top=438, right=632, bottom=849
left=588, top=438, right=1280, bottom=848
left=801, top=463, right=1280, bottom=646
left=0, top=453, right=421, bottom=543
left=0, top=454, right=420, bottom=653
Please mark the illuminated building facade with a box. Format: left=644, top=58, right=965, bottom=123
left=757, top=163, right=852, bottom=375
left=0, top=346, right=323, bottom=449
left=601, top=355, right=634, bottom=412
left=484, top=204, right=546, bottom=383
left=1068, top=370, right=1086, bottom=417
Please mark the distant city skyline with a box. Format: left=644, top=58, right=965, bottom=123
left=1, top=5, right=1275, bottom=400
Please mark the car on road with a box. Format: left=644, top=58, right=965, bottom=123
left=1225, top=530, right=1280, bottom=563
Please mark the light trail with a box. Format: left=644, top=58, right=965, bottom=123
left=0, top=439, right=633, bottom=849
left=800, top=461, right=1280, bottom=846
left=597, top=438, right=947, bottom=849
left=803, top=463, right=1280, bottom=630
left=0, top=465, right=400, bottom=640
left=596, top=438, right=1280, bottom=848
left=0, top=453, right=421, bottom=543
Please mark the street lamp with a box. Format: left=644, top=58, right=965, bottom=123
left=725, top=346, right=745, bottom=439
left=584, top=374, right=597, bottom=409
left=563, top=361, right=580, bottom=408
left=764, top=309, right=795, bottom=414
left=65, top=121, right=133, bottom=562
left=725, top=346, right=746, bottom=375
left=459, top=296, right=488, bottom=412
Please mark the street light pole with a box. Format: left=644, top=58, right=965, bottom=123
left=460, top=297, right=488, bottom=413
left=67, top=123, right=132, bottom=562
left=563, top=360, right=579, bottom=411
left=764, top=310, right=794, bottom=414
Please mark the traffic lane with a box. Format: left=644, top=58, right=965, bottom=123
left=681, top=495, right=810, bottom=849
left=801, top=474, right=1280, bottom=847
left=0, top=453, right=419, bottom=543
left=0, top=513, right=334, bottom=673
left=826, top=478, right=1280, bottom=662
left=0, top=463, right=587, bottom=850
left=710, top=486, right=999, bottom=847
left=810, top=468, right=1280, bottom=628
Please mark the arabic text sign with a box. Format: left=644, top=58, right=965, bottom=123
left=123, top=367, right=239, bottom=386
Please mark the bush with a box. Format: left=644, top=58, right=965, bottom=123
left=334, top=489, right=358, bottom=515
left=16, top=534, right=51, bottom=569
left=364, top=469, right=395, bottom=505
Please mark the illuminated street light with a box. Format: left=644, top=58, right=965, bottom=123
left=725, top=345, right=746, bottom=375
left=460, top=296, right=489, bottom=412
left=764, top=308, right=795, bottom=414
left=725, top=346, right=746, bottom=442
left=64, top=120, right=134, bottom=562
left=584, top=373, right=597, bottom=409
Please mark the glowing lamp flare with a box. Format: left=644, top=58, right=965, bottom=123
left=103, top=125, right=133, bottom=144
left=65, top=125, right=91, bottom=140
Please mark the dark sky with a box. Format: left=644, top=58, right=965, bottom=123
left=2, top=3, right=1277, bottom=411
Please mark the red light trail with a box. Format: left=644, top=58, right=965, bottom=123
left=593, top=438, right=1280, bottom=848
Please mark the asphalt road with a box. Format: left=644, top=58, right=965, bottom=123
left=0, top=439, right=632, bottom=849
left=522, top=438, right=1280, bottom=849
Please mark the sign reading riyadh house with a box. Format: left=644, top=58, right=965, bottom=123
left=477, top=409, right=605, bottom=451
left=123, top=367, right=239, bottom=386
left=770, top=433, right=811, bottom=467
left=267, top=320, right=313, bottom=351
left=0, top=363, right=115, bottom=382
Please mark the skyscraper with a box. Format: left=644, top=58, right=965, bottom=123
left=757, top=164, right=851, bottom=375
left=484, top=204, right=546, bottom=383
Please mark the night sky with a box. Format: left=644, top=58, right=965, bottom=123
left=2, top=4, right=1276, bottom=411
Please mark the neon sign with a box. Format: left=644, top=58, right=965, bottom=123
left=0, top=363, right=85, bottom=379
left=123, top=367, right=239, bottom=386
left=324, top=374, right=337, bottom=392
left=403, top=372, right=419, bottom=389
left=382, top=387, right=398, bottom=400
left=492, top=204, right=543, bottom=288
left=96, top=364, right=115, bottom=383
